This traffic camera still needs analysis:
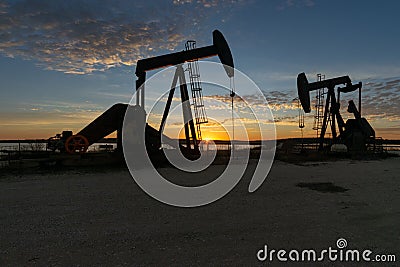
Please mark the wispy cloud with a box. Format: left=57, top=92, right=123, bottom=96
left=359, top=77, right=400, bottom=122
left=0, top=0, right=241, bottom=74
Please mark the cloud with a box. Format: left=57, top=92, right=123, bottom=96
left=264, top=90, right=297, bottom=110
left=0, top=0, right=241, bottom=74
left=357, top=77, right=400, bottom=121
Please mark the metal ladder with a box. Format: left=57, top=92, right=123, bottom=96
left=313, top=74, right=326, bottom=142
left=185, top=40, right=208, bottom=141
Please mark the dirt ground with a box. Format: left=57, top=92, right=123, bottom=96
left=0, top=158, right=399, bottom=266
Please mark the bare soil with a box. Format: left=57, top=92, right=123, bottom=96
left=0, top=158, right=399, bottom=266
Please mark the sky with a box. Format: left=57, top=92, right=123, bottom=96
left=0, top=0, right=399, bottom=140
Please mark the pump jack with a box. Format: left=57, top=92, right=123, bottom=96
left=297, top=72, right=375, bottom=152
left=134, top=30, right=234, bottom=156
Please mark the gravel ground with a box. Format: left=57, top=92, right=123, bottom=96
left=0, top=158, right=399, bottom=266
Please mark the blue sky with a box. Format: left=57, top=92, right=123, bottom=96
left=0, top=0, right=399, bottom=139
